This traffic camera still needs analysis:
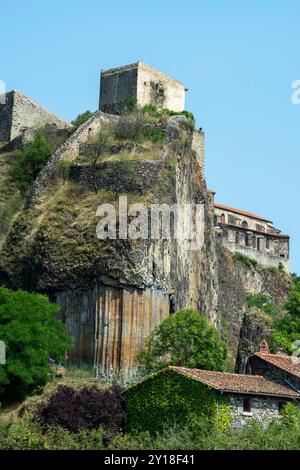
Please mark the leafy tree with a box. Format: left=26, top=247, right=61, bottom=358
left=272, top=280, right=300, bottom=353
left=9, top=133, right=52, bottom=194
left=139, top=309, right=227, bottom=373
left=0, top=287, right=72, bottom=397
left=71, top=110, right=94, bottom=128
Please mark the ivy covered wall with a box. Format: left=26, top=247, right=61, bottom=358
left=124, top=369, right=230, bottom=434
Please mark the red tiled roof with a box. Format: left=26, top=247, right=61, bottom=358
left=170, top=367, right=300, bottom=398
left=214, top=203, right=273, bottom=223
left=253, top=353, right=300, bottom=379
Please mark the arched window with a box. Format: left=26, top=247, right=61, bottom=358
left=235, top=232, right=240, bottom=244
left=220, top=213, right=226, bottom=224
left=242, top=220, right=248, bottom=229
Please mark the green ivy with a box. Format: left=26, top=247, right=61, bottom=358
left=124, top=368, right=229, bottom=435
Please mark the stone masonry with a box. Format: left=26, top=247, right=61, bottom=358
left=99, top=62, right=187, bottom=115
left=0, top=90, right=71, bottom=142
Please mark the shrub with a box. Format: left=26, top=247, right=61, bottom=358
left=0, top=287, right=72, bottom=398
left=234, top=252, right=258, bottom=268
left=9, top=134, right=52, bottom=194
left=138, top=309, right=227, bottom=373
left=246, top=293, right=277, bottom=318
left=271, top=279, right=300, bottom=353
left=37, top=384, right=125, bottom=436
left=0, top=194, right=24, bottom=237
left=71, top=110, right=94, bottom=128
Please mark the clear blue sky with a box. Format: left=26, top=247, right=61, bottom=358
left=1, top=1, right=299, bottom=272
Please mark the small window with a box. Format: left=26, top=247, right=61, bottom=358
left=235, top=232, right=240, bottom=244
left=242, top=220, right=248, bottom=229
left=278, top=402, right=286, bottom=413
left=243, top=398, right=251, bottom=413
left=220, top=213, right=225, bottom=224
left=266, top=238, right=270, bottom=249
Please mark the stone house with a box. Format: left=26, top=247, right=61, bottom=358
left=213, top=199, right=290, bottom=271
left=247, top=340, right=300, bottom=394
left=124, top=359, right=300, bottom=433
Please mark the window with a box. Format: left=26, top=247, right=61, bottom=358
left=228, top=215, right=236, bottom=225
left=278, top=402, right=287, bottom=413
left=243, top=398, right=251, bottom=413
left=266, top=238, right=270, bottom=249
left=257, top=238, right=260, bottom=251
left=220, top=213, right=225, bottom=224
left=252, top=236, right=256, bottom=249
left=235, top=232, right=240, bottom=244
left=242, top=220, right=248, bottom=229
left=245, top=233, right=249, bottom=247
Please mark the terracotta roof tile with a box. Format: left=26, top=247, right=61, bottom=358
left=214, top=203, right=273, bottom=223
left=253, top=353, right=300, bottom=379
left=170, top=367, right=300, bottom=398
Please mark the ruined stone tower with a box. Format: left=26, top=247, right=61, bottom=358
left=99, top=61, right=187, bottom=115
left=0, top=90, right=71, bottom=142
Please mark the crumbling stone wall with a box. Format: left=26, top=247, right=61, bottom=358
left=0, top=90, right=71, bottom=142
left=70, top=160, right=165, bottom=194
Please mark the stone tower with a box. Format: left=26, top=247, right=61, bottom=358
left=99, top=61, right=187, bottom=115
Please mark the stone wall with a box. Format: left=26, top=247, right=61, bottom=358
left=229, top=395, right=280, bottom=428
left=100, top=62, right=186, bottom=115
left=26, top=111, right=119, bottom=206
left=0, top=91, right=13, bottom=142
left=10, top=91, right=71, bottom=141
left=216, top=229, right=290, bottom=272
left=192, top=130, right=205, bottom=178
left=70, top=159, right=165, bottom=194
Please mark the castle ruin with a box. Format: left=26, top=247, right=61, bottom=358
left=99, top=61, right=187, bottom=115
left=0, top=89, right=71, bottom=143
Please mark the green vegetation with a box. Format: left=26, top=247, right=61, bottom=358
left=247, top=292, right=277, bottom=318
left=71, top=110, right=94, bottom=128
left=0, top=194, right=24, bottom=239
left=9, top=134, right=52, bottom=194
left=124, top=368, right=230, bottom=434
left=0, top=399, right=299, bottom=450
left=272, top=279, right=300, bottom=353
left=234, top=252, right=258, bottom=268
left=139, top=309, right=227, bottom=373
left=0, top=287, right=72, bottom=398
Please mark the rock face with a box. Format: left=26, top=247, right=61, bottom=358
left=0, top=112, right=291, bottom=380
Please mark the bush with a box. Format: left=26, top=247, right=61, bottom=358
left=37, top=384, right=125, bottom=436
left=9, top=134, right=52, bottom=194
left=71, top=110, right=94, bottom=128
left=139, top=309, right=227, bottom=373
left=0, top=287, right=72, bottom=398
left=246, top=293, right=277, bottom=318
left=234, top=252, right=258, bottom=268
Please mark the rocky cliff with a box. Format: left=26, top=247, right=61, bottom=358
left=0, top=112, right=291, bottom=379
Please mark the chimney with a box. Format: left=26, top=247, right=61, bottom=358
left=259, top=340, right=270, bottom=354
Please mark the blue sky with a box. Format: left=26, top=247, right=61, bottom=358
left=1, top=0, right=299, bottom=272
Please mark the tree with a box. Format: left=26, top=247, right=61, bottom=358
left=91, top=127, right=113, bottom=193
left=0, top=287, right=72, bottom=397
left=139, top=309, right=227, bottom=373
left=9, top=133, right=52, bottom=194
left=272, top=280, right=300, bottom=353
left=71, top=110, right=94, bottom=128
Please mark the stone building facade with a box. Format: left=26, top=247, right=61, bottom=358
left=99, top=62, right=187, bottom=115
left=213, top=201, right=290, bottom=271
left=0, top=90, right=71, bottom=142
